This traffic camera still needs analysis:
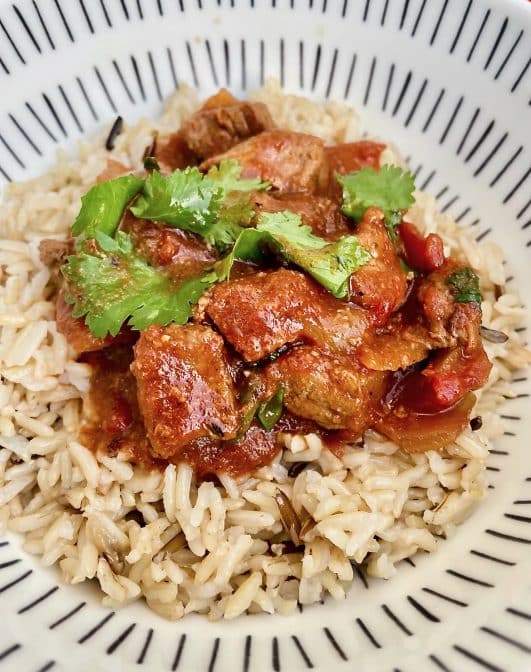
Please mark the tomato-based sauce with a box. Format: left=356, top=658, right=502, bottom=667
left=81, top=346, right=335, bottom=476
left=81, top=346, right=281, bottom=477
left=49, top=90, right=492, bottom=480
left=80, top=347, right=163, bottom=471
left=80, top=338, right=480, bottom=479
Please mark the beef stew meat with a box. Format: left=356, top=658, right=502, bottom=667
left=201, top=130, right=325, bottom=192
left=49, top=89, right=492, bottom=480
left=349, top=208, right=408, bottom=324
left=205, top=268, right=368, bottom=362
left=121, top=211, right=217, bottom=282
left=132, top=325, right=241, bottom=457
left=264, top=346, right=388, bottom=434
left=181, top=98, right=274, bottom=159
left=252, top=191, right=350, bottom=240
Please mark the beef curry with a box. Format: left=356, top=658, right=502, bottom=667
left=40, top=89, right=492, bottom=479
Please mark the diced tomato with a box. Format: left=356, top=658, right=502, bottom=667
left=398, top=221, right=445, bottom=273
left=389, top=345, right=491, bottom=415
left=421, top=346, right=492, bottom=410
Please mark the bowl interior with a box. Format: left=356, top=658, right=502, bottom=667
left=0, top=1, right=530, bottom=671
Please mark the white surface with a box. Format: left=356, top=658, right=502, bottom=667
left=0, top=1, right=529, bottom=671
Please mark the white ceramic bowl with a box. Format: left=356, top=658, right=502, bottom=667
left=0, top=1, right=530, bottom=671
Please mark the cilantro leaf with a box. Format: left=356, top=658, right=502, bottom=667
left=257, top=211, right=326, bottom=249
left=130, top=160, right=268, bottom=250
left=287, top=235, right=371, bottom=297
left=338, top=165, right=415, bottom=239
left=206, top=161, right=268, bottom=249
left=214, top=227, right=267, bottom=282
left=71, top=174, right=144, bottom=239
left=206, top=159, right=267, bottom=194
left=258, top=212, right=371, bottom=297
left=63, top=231, right=216, bottom=338
left=216, top=211, right=371, bottom=298
left=204, top=192, right=256, bottom=251
left=445, top=267, right=482, bottom=304
left=257, top=385, right=284, bottom=431
left=130, top=166, right=223, bottom=235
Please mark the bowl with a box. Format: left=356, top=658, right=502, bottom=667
left=0, top=1, right=530, bottom=671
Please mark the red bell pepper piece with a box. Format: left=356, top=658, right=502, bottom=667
left=399, top=221, right=445, bottom=273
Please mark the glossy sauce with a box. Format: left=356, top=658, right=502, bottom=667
left=82, top=346, right=281, bottom=477
left=374, top=365, right=475, bottom=452
left=81, top=344, right=358, bottom=476
left=66, top=119, right=489, bottom=478
left=81, top=340, right=474, bottom=478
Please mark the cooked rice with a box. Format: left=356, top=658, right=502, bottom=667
left=0, top=79, right=529, bottom=620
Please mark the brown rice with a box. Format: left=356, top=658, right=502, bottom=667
left=0, top=80, right=529, bottom=620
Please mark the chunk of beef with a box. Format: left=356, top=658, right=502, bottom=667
left=349, top=208, right=407, bottom=324
left=132, top=325, right=240, bottom=457
left=201, top=130, right=325, bottom=193
left=153, top=133, right=197, bottom=172
left=55, top=289, right=125, bottom=354
left=39, top=238, right=74, bottom=281
left=206, top=270, right=307, bottom=361
left=181, top=100, right=274, bottom=159
left=200, top=88, right=239, bottom=110
left=358, top=329, right=429, bottom=371
left=252, top=191, right=350, bottom=240
left=205, top=269, right=368, bottom=362
left=322, top=140, right=385, bottom=199
left=358, top=307, right=432, bottom=371
left=265, top=346, right=388, bottom=434
left=416, top=259, right=482, bottom=351
left=121, top=212, right=216, bottom=282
